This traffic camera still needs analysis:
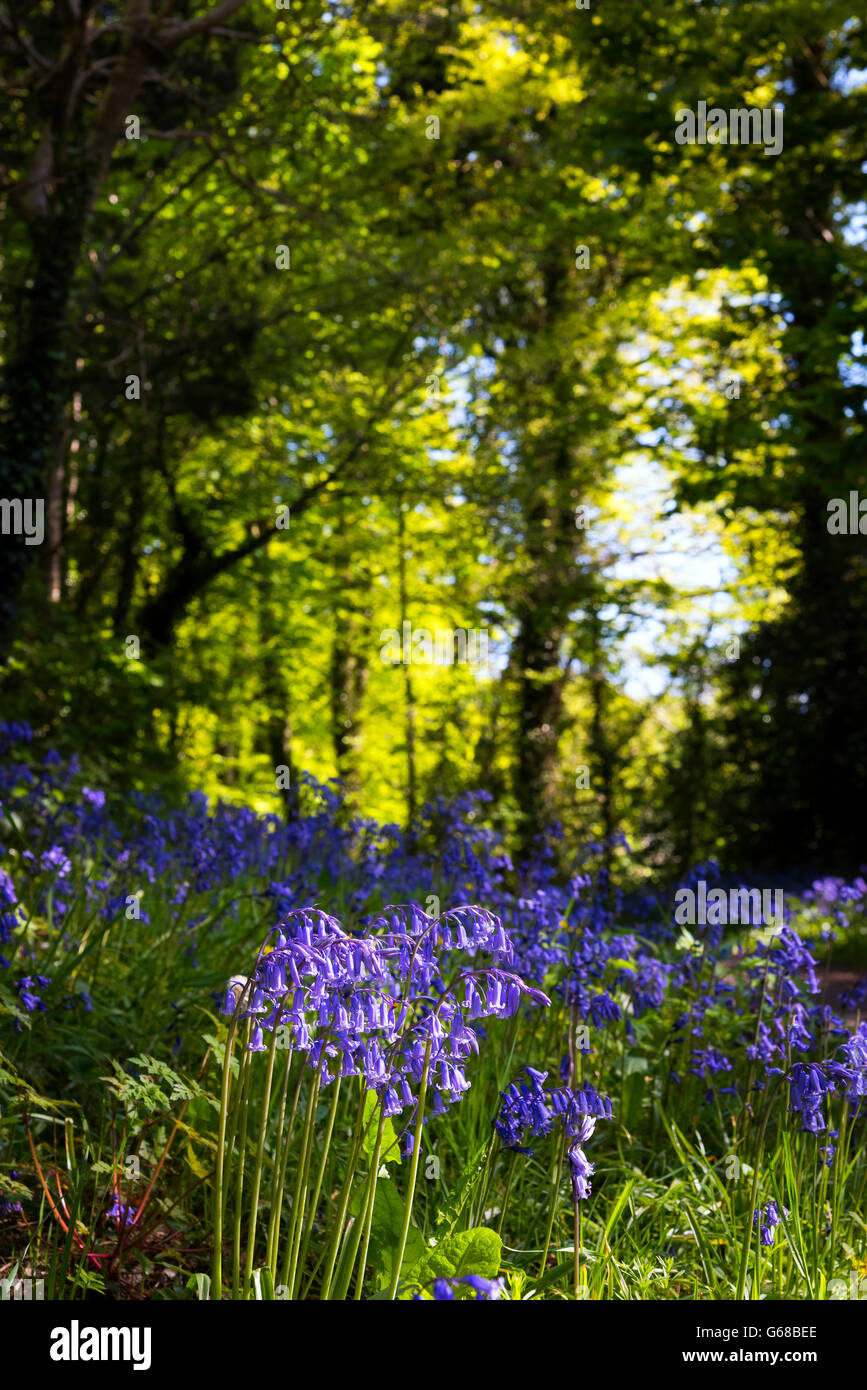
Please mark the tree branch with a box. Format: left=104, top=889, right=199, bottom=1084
left=156, top=0, right=250, bottom=48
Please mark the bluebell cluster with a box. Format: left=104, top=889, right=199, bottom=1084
left=494, top=1067, right=613, bottom=1200
left=106, top=1194, right=139, bottom=1228
left=220, top=905, right=550, bottom=1137
left=753, top=1200, right=789, bottom=1247
left=420, top=1274, right=506, bottom=1300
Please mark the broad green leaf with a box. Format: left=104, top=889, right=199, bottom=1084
left=351, top=1177, right=425, bottom=1291
left=361, top=1090, right=400, bottom=1167
left=435, top=1140, right=488, bottom=1236
left=405, top=1227, right=502, bottom=1286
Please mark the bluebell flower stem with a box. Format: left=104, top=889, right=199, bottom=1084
left=282, top=1066, right=321, bottom=1295
left=736, top=1085, right=775, bottom=1300
left=388, top=1038, right=432, bottom=1300
left=212, top=1015, right=240, bottom=1301
left=810, top=1139, right=820, bottom=1294
left=231, top=1039, right=253, bottom=1299
left=320, top=1085, right=367, bottom=1300
left=496, top=1153, right=517, bottom=1237
left=242, top=1023, right=281, bottom=1298
left=221, top=1029, right=252, bottom=1232
left=741, top=960, right=772, bottom=1128
left=352, top=1101, right=386, bottom=1299
left=828, top=1098, right=848, bottom=1260
left=330, top=1105, right=382, bottom=1301
left=573, top=1200, right=582, bottom=1300
left=265, top=1048, right=299, bottom=1278
left=295, top=1075, right=342, bottom=1292
left=538, top=1127, right=566, bottom=1279
left=472, top=1134, right=497, bottom=1229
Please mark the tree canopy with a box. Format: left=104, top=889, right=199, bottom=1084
left=1, top=0, right=866, bottom=877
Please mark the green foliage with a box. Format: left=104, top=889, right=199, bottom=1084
left=362, top=1090, right=400, bottom=1167
left=405, top=1226, right=502, bottom=1286
left=3, top=1, right=864, bottom=867
left=350, top=1176, right=426, bottom=1292
left=434, top=1140, right=488, bottom=1237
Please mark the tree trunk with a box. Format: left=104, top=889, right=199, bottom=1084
left=329, top=503, right=369, bottom=808
left=256, top=543, right=298, bottom=821
left=397, top=501, right=417, bottom=830
left=512, top=257, right=585, bottom=861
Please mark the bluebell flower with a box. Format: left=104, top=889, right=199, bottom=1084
left=420, top=1274, right=505, bottom=1300
left=753, top=1200, right=789, bottom=1246
left=107, top=1195, right=138, bottom=1228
